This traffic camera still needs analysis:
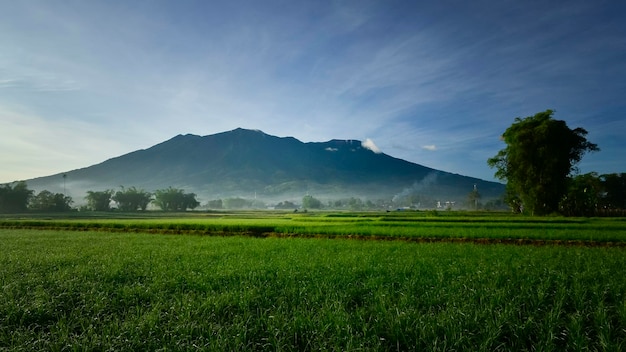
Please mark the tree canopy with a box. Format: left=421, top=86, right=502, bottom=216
left=488, top=110, right=599, bottom=215
left=153, top=187, right=199, bottom=211
left=0, top=181, right=33, bottom=213
left=302, top=195, right=322, bottom=209
left=112, top=186, right=152, bottom=211
left=601, top=173, right=626, bottom=209
left=559, top=172, right=626, bottom=216
left=30, top=190, right=73, bottom=212
left=559, top=173, right=603, bottom=216
left=85, top=190, right=114, bottom=211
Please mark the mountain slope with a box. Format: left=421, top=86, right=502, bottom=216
left=26, top=128, right=504, bottom=204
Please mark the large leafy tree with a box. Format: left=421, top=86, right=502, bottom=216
left=30, top=190, right=73, bottom=212
left=112, top=186, right=153, bottom=211
left=85, top=190, right=114, bottom=211
left=0, top=181, right=33, bottom=213
left=153, top=187, right=199, bottom=211
left=488, top=110, right=599, bottom=215
left=559, top=173, right=602, bottom=216
left=302, top=195, right=322, bottom=209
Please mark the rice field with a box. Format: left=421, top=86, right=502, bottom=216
left=2, top=210, right=626, bottom=243
left=1, top=211, right=626, bottom=350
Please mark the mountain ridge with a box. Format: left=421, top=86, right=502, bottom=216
left=25, top=128, right=504, bottom=206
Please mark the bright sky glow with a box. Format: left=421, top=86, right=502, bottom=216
left=1, top=0, right=625, bottom=183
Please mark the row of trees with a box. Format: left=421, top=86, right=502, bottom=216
left=85, top=186, right=154, bottom=211
left=0, top=182, right=200, bottom=213
left=85, top=186, right=199, bottom=212
left=4, top=111, right=623, bottom=217
left=2, top=181, right=456, bottom=213
left=489, top=110, right=624, bottom=216
left=0, top=181, right=72, bottom=213
left=29, top=190, right=73, bottom=212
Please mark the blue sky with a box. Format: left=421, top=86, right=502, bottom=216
left=1, top=0, right=625, bottom=184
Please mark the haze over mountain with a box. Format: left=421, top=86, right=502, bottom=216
left=26, top=128, right=504, bottom=207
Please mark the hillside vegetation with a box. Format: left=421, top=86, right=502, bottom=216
left=24, top=128, right=504, bottom=204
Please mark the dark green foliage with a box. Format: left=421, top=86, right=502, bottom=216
left=558, top=173, right=626, bottom=216
left=601, top=173, right=626, bottom=209
left=488, top=110, right=599, bottom=215
left=29, top=190, right=73, bottom=212
left=112, top=186, right=152, bottom=211
left=560, top=173, right=603, bottom=216
left=153, top=187, right=199, bottom=211
left=503, top=187, right=524, bottom=213
left=85, top=190, right=114, bottom=211
left=1, top=183, right=72, bottom=213
left=0, top=181, right=33, bottom=213
left=302, top=195, right=322, bottom=209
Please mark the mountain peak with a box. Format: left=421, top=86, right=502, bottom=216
left=26, top=128, right=504, bottom=204
left=228, top=127, right=266, bottom=135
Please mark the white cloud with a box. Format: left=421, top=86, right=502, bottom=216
left=362, top=138, right=382, bottom=154
left=422, top=145, right=437, bottom=151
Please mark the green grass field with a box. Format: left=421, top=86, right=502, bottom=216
left=1, top=211, right=626, bottom=350
left=2, top=210, right=626, bottom=243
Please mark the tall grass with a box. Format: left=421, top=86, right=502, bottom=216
left=1, top=229, right=625, bottom=350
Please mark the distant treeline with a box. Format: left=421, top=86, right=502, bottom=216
left=0, top=183, right=200, bottom=213
left=1, top=173, right=625, bottom=216
left=0, top=182, right=72, bottom=213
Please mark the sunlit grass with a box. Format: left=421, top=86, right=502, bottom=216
left=4, top=210, right=625, bottom=243
left=1, top=229, right=626, bottom=350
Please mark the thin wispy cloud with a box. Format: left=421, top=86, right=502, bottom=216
left=0, top=76, right=80, bottom=92
left=1, top=0, right=624, bottom=183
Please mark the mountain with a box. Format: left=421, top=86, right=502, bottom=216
left=26, top=128, right=504, bottom=206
